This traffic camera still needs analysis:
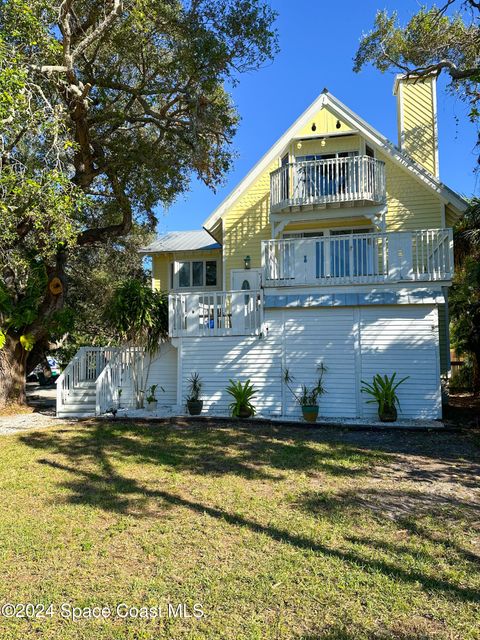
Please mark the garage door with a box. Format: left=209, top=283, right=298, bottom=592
left=281, top=308, right=358, bottom=418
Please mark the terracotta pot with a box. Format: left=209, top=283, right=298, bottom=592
left=187, top=400, right=203, bottom=416
left=379, top=405, right=397, bottom=422
left=301, top=405, right=319, bottom=423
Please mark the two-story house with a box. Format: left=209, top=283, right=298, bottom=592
left=57, top=76, right=466, bottom=420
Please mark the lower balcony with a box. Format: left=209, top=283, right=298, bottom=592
left=169, top=290, right=263, bottom=337
left=262, top=229, right=453, bottom=287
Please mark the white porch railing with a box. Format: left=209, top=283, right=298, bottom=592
left=56, top=346, right=120, bottom=414
left=270, top=155, right=386, bottom=212
left=262, top=229, right=453, bottom=287
left=95, top=346, right=143, bottom=415
left=169, top=290, right=263, bottom=337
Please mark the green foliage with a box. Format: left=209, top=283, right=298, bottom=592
left=354, top=4, right=480, bottom=123
left=0, top=329, right=5, bottom=349
left=107, top=279, right=168, bottom=353
left=19, top=333, right=35, bottom=352
left=186, top=372, right=203, bottom=402
left=0, top=260, right=48, bottom=336
left=0, top=0, right=278, bottom=401
left=449, top=358, right=474, bottom=392
left=451, top=198, right=480, bottom=392
left=361, top=373, right=409, bottom=414
left=145, top=384, right=162, bottom=404
left=283, top=363, right=327, bottom=407
left=226, top=379, right=257, bottom=417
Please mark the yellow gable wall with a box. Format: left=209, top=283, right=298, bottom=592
left=296, top=105, right=354, bottom=138
left=223, top=159, right=276, bottom=287
left=152, top=249, right=222, bottom=291
left=218, top=105, right=446, bottom=289
left=380, top=151, right=443, bottom=230
left=290, top=134, right=361, bottom=158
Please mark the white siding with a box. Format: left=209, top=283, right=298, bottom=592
left=276, top=309, right=358, bottom=419
left=179, top=317, right=283, bottom=415
left=120, top=343, right=178, bottom=408
left=167, top=305, right=441, bottom=420
left=360, top=306, right=441, bottom=419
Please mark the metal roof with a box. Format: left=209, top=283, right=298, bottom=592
left=139, top=230, right=221, bottom=254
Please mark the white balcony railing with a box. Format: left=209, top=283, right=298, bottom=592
left=262, top=229, right=453, bottom=287
left=169, top=290, right=263, bottom=337
left=270, top=155, right=386, bottom=212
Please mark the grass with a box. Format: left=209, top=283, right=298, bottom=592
left=0, top=419, right=479, bottom=639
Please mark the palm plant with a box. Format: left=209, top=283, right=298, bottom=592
left=226, top=379, right=257, bottom=417
left=361, top=373, right=409, bottom=420
left=106, top=279, right=168, bottom=407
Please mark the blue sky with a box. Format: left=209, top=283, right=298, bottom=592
left=156, top=0, right=478, bottom=234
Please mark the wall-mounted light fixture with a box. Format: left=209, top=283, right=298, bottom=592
left=244, top=255, right=251, bottom=270
left=296, top=141, right=302, bottom=150
left=320, top=138, right=327, bottom=147
left=311, top=123, right=317, bottom=132
left=336, top=119, right=341, bottom=129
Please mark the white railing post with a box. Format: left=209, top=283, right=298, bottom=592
left=186, top=294, right=199, bottom=336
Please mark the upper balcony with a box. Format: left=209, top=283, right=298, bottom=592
left=262, top=229, right=453, bottom=288
left=270, top=155, right=386, bottom=213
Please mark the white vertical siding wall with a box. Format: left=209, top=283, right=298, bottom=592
left=359, top=306, right=441, bottom=419
left=277, top=309, right=358, bottom=419
left=175, top=305, right=441, bottom=420
left=179, top=317, right=283, bottom=415
left=120, top=343, right=178, bottom=408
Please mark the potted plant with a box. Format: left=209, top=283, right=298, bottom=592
left=186, top=372, right=203, bottom=415
left=361, top=373, right=409, bottom=422
left=145, top=384, right=159, bottom=412
left=283, top=364, right=327, bottom=423
left=226, top=379, right=257, bottom=418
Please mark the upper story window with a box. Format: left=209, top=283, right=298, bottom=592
left=171, top=260, right=217, bottom=289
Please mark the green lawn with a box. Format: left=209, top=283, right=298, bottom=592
left=0, top=420, right=479, bottom=639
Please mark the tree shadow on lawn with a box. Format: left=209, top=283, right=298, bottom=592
left=30, top=455, right=480, bottom=606
left=16, top=420, right=480, bottom=607
left=20, top=420, right=388, bottom=481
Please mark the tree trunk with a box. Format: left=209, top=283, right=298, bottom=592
left=473, top=350, right=480, bottom=396
left=0, top=334, right=29, bottom=406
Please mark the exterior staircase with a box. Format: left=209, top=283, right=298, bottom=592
left=56, top=380, right=97, bottom=418
left=56, top=346, right=142, bottom=418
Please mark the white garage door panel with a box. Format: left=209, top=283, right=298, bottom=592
left=281, top=308, right=358, bottom=419
left=360, top=307, right=440, bottom=419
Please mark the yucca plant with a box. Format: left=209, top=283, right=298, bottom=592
left=186, top=372, right=202, bottom=402
left=361, top=373, right=409, bottom=421
left=226, top=379, right=257, bottom=418
left=283, top=364, right=327, bottom=423
left=186, top=372, right=204, bottom=415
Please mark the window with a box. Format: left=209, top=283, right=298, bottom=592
left=178, top=262, right=191, bottom=287
left=205, top=261, right=217, bottom=286
left=192, top=261, right=203, bottom=287
left=174, top=260, right=217, bottom=289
